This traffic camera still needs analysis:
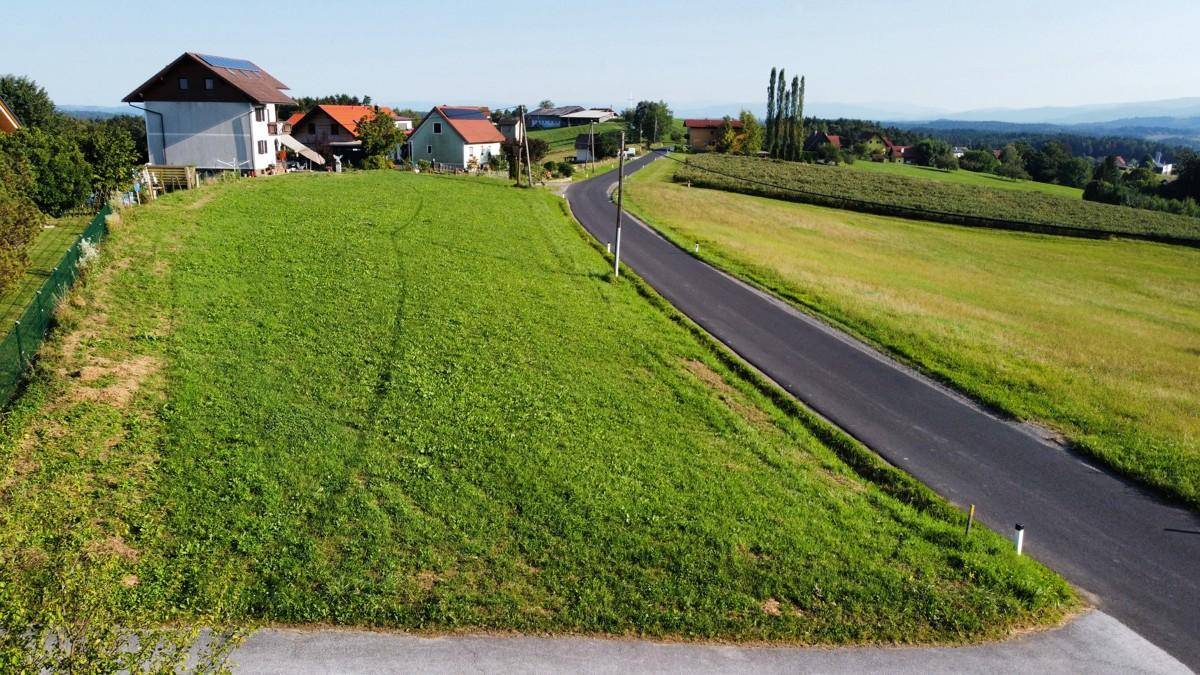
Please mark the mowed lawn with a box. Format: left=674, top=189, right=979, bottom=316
left=845, top=160, right=1084, bottom=200
left=625, top=158, right=1200, bottom=507
left=0, top=171, right=1072, bottom=646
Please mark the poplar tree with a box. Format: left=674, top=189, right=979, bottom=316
left=789, top=75, right=801, bottom=160
left=764, top=67, right=777, bottom=156
left=773, top=69, right=787, bottom=158
left=795, top=76, right=806, bottom=160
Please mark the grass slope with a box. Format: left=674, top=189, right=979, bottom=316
left=0, top=172, right=1071, bottom=650
left=846, top=160, right=1083, bottom=199
left=674, top=154, right=1200, bottom=242
left=625, top=158, right=1200, bottom=507
left=529, top=121, right=625, bottom=149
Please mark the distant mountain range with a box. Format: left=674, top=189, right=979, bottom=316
left=674, top=97, right=1200, bottom=147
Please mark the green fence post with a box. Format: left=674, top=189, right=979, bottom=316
left=13, top=321, right=26, bottom=370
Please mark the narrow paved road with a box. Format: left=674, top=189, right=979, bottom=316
left=566, top=151, right=1200, bottom=670
left=232, top=611, right=1188, bottom=674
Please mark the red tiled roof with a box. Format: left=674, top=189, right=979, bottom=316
left=285, top=112, right=304, bottom=127
left=684, top=118, right=744, bottom=129
left=316, top=105, right=381, bottom=135
left=826, top=134, right=841, bottom=149
left=431, top=106, right=505, bottom=144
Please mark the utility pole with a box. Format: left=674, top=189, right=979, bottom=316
left=520, top=107, right=534, bottom=186
left=613, top=131, right=625, bottom=278
left=589, top=120, right=595, bottom=176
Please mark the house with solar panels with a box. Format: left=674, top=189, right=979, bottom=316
left=122, top=52, right=299, bottom=175
left=408, top=106, right=505, bottom=171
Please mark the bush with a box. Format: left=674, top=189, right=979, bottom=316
left=0, top=159, right=44, bottom=292
left=0, top=128, right=91, bottom=216
left=557, top=162, right=574, bottom=177
left=363, top=155, right=393, bottom=170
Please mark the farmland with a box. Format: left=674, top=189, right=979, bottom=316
left=0, top=171, right=1071, bottom=655
left=672, top=154, right=1200, bottom=243
left=624, top=158, right=1200, bottom=507
left=845, top=160, right=1084, bottom=199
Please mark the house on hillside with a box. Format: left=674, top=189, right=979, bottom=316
left=0, top=96, right=20, bottom=134
left=683, top=118, right=743, bottom=152
left=408, top=106, right=504, bottom=170
left=890, top=145, right=915, bottom=163
left=527, top=105, right=584, bottom=129
left=498, top=116, right=525, bottom=142
left=858, top=132, right=894, bottom=159
left=122, top=52, right=298, bottom=175
left=289, top=104, right=409, bottom=165
left=803, top=131, right=841, bottom=152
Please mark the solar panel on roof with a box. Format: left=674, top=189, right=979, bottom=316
left=441, top=108, right=487, bottom=120
left=198, top=54, right=261, bottom=72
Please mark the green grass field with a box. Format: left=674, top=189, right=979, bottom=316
left=625, top=158, right=1200, bottom=508
left=0, top=216, right=89, bottom=326
left=0, top=171, right=1071, bottom=656
left=846, top=160, right=1084, bottom=199
left=528, top=121, right=625, bottom=149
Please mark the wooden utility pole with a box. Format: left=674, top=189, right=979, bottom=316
left=613, top=131, right=625, bottom=278
left=589, top=120, right=595, bottom=176
left=520, top=108, right=534, bottom=186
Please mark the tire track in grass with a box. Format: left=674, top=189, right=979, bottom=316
left=357, top=192, right=427, bottom=448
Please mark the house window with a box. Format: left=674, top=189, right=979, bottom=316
left=433, top=122, right=442, bottom=134
left=426, top=145, right=432, bottom=154
left=178, top=77, right=189, bottom=90
left=254, top=108, right=265, bottom=122
left=204, top=78, right=214, bottom=90
left=258, top=140, right=268, bottom=154
left=329, top=126, right=338, bottom=137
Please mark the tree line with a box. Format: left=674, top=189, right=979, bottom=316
left=0, top=75, right=144, bottom=291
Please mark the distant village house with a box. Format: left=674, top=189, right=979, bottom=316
left=288, top=104, right=409, bottom=165
left=683, top=118, right=743, bottom=152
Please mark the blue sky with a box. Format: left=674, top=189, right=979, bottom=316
left=4, top=0, right=1198, bottom=114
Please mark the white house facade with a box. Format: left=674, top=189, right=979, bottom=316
left=409, top=106, right=504, bottom=170
left=124, top=53, right=295, bottom=174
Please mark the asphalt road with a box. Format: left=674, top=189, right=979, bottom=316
left=231, top=611, right=1188, bottom=674
left=566, top=151, right=1200, bottom=670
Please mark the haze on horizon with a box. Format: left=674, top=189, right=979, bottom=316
left=4, top=0, right=1197, bottom=114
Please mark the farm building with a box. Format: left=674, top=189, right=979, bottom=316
left=560, top=108, right=616, bottom=125
left=527, top=105, right=584, bottom=129
left=122, top=52, right=298, bottom=174
left=408, top=106, right=504, bottom=170
left=683, top=118, right=743, bottom=152
left=0, top=96, right=20, bottom=133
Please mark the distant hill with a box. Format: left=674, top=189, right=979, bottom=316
left=901, top=117, right=1200, bottom=149
left=58, top=105, right=135, bottom=119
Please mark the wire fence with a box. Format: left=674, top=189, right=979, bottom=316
left=0, top=204, right=112, bottom=408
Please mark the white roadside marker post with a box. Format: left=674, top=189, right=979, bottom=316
left=1015, top=523, right=1025, bottom=555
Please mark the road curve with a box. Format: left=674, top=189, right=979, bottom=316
left=566, top=151, right=1200, bottom=670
